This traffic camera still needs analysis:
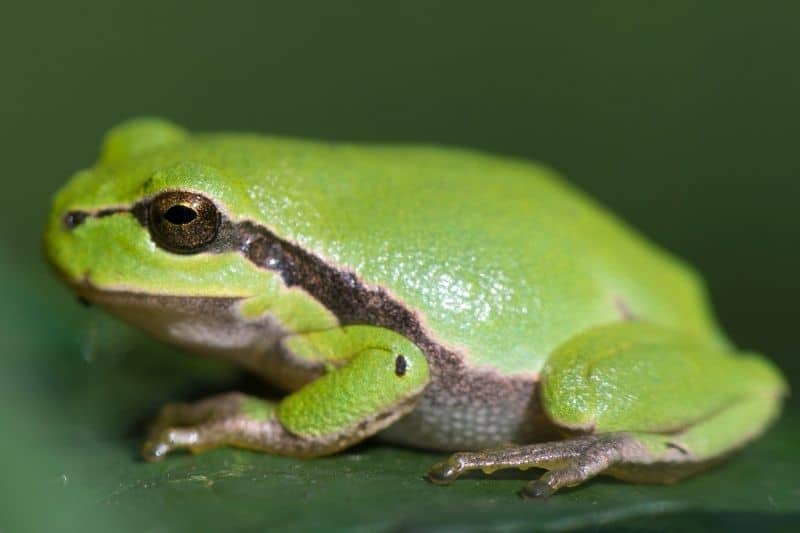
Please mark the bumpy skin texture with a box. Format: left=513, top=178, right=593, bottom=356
left=45, top=118, right=787, bottom=497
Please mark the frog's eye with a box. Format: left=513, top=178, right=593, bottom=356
left=147, top=191, right=220, bottom=253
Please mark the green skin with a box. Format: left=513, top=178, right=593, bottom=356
left=44, top=118, right=787, bottom=497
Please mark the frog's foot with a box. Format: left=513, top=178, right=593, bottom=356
left=428, top=386, right=784, bottom=498
left=142, top=404, right=290, bottom=462
left=143, top=342, right=429, bottom=462
left=143, top=392, right=268, bottom=461
left=428, top=433, right=638, bottom=498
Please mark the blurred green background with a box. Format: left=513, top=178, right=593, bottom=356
left=1, top=2, right=798, bottom=531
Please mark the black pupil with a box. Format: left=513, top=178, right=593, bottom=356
left=164, top=205, right=198, bottom=225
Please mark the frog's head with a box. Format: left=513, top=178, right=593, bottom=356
left=44, top=118, right=337, bottom=365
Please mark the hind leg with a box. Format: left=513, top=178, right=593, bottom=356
left=428, top=323, right=786, bottom=497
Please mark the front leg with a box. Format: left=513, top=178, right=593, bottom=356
left=144, top=329, right=430, bottom=460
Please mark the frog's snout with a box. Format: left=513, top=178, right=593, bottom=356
left=42, top=203, right=96, bottom=289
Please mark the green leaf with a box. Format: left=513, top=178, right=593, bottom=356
left=1, top=255, right=799, bottom=533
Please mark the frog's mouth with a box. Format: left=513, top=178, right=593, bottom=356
left=68, top=279, right=258, bottom=347
left=68, top=278, right=298, bottom=379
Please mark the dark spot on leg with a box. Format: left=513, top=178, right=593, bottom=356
left=395, top=354, right=407, bottom=377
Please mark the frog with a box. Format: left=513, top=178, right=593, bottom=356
left=44, top=117, right=787, bottom=497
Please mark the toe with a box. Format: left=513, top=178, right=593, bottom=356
left=142, top=439, right=171, bottom=462
left=426, top=458, right=464, bottom=485
left=520, top=478, right=555, bottom=499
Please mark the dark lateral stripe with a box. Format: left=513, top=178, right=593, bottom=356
left=64, top=203, right=433, bottom=353
left=230, top=219, right=534, bottom=406
left=235, top=220, right=426, bottom=343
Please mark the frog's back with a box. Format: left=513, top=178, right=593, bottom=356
left=132, top=133, right=724, bottom=375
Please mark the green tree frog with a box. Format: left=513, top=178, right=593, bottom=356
left=45, top=118, right=787, bottom=497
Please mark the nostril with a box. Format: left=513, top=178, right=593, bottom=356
left=64, top=211, right=88, bottom=230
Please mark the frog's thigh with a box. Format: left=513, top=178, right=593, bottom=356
left=144, top=330, right=430, bottom=461
left=429, top=322, right=785, bottom=497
